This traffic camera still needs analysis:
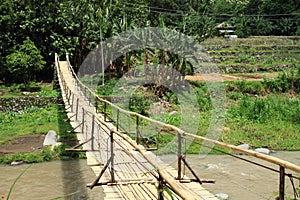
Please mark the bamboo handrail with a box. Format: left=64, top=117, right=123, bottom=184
left=64, top=54, right=300, bottom=174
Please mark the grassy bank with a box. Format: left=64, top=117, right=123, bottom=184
left=96, top=72, right=300, bottom=154
left=0, top=82, right=83, bottom=164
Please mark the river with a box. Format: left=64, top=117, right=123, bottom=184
left=0, top=151, right=299, bottom=200
left=0, top=159, right=103, bottom=200
left=160, top=151, right=300, bottom=200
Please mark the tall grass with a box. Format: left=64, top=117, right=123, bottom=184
left=229, top=95, right=300, bottom=124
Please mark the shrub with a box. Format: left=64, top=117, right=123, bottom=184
left=6, top=37, right=45, bottom=87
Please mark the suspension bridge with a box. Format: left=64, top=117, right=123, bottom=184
left=55, top=53, right=300, bottom=200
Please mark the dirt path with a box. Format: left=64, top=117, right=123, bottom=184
left=185, top=72, right=278, bottom=82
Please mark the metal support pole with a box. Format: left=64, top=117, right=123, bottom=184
left=68, top=89, right=72, bottom=104
left=95, top=99, right=98, bottom=113
left=91, top=115, right=95, bottom=151
left=279, top=166, right=285, bottom=200
left=117, top=110, right=120, bottom=131
left=71, top=93, right=74, bottom=113
left=75, top=98, right=79, bottom=121
left=110, top=130, right=115, bottom=182
left=136, top=116, right=140, bottom=145
left=177, top=132, right=182, bottom=180
left=81, top=108, right=85, bottom=134
left=104, top=102, right=107, bottom=121
left=181, top=157, right=203, bottom=184
left=67, top=88, right=71, bottom=105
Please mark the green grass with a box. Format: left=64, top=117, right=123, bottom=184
left=97, top=70, right=300, bottom=153
left=0, top=82, right=58, bottom=98
left=0, top=105, right=60, bottom=144
left=0, top=147, right=55, bottom=164
left=0, top=103, right=83, bottom=163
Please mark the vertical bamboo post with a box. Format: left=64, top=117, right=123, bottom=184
left=279, top=166, right=285, bottom=200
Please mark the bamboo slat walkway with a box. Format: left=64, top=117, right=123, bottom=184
left=55, top=56, right=218, bottom=200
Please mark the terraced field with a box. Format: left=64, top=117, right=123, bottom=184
left=201, top=36, right=300, bottom=74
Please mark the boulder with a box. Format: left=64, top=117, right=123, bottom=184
left=43, top=130, right=59, bottom=146
left=255, top=148, right=270, bottom=155
left=237, top=143, right=249, bottom=150
left=215, top=193, right=230, bottom=200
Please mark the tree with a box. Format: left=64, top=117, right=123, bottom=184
left=6, top=37, right=45, bottom=87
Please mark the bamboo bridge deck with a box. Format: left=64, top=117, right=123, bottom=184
left=55, top=56, right=218, bottom=200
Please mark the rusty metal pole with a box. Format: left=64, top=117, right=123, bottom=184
left=110, top=130, right=115, bottom=182
left=279, top=166, right=285, bottom=200
left=177, top=132, right=182, bottom=180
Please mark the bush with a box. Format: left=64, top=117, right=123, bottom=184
left=264, top=69, right=300, bottom=93
left=129, top=92, right=151, bottom=115
left=5, top=37, right=45, bottom=86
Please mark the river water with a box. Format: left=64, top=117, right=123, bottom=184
left=0, top=159, right=104, bottom=200
left=160, top=151, right=300, bottom=200
left=0, top=152, right=299, bottom=200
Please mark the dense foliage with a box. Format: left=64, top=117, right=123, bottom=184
left=0, top=0, right=299, bottom=84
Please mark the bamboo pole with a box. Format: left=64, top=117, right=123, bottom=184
left=65, top=58, right=300, bottom=174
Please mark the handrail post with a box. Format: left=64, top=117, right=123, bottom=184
left=110, top=130, right=115, bottom=183
left=279, top=166, right=285, bottom=200
left=177, top=132, right=182, bottom=180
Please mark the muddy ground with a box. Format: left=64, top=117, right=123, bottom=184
left=0, top=134, right=45, bottom=156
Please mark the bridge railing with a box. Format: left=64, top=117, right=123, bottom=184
left=56, top=53, right=300, bottom=199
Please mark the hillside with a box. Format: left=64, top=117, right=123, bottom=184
left=202, top=36, right=300, bottom=74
